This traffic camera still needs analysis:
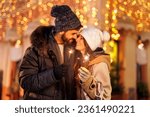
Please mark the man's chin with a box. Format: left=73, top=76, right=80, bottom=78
left=67, top=39, right=74, bottom=43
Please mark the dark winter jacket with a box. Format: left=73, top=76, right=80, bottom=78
left=19, top=26, right=82, bottom=100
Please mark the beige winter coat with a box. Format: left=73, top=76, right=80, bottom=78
left=77, top=54, right=112, bottom=100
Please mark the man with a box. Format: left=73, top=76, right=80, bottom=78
left=18, top=5, right=82, bottom=100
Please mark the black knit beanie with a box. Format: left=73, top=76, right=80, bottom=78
left=51, top=5, right=82, bottom=32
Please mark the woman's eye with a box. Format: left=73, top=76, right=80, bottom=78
left=80, top=37, right=84, bottom=40
left=77, top=34, right=80, bottom=38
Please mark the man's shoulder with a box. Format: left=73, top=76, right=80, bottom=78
left=24, top=46, right=38, bottom=57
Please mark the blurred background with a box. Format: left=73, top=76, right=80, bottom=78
left=0, top=0, right=150, bottom=100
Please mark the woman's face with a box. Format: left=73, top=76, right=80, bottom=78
left=75, top=34, right=86, bottom=52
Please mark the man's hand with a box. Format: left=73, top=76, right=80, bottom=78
left=53, top=64, right=68, bottom=80
left=78, top=67, right=91, bottom=82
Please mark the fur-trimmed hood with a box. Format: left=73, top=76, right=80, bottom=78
left=30, top=25, right=55, bottom=49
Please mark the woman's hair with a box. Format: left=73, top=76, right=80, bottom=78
left=83, top=37, right=93, bottom=55
left=30, top=25, right=52, bottom=48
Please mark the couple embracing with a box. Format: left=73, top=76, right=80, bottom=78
left=18, top=5, right=111, bottom=100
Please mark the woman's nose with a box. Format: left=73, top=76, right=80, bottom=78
left=76, top=37, right=81, bottom=43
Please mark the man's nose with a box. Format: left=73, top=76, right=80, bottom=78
left=73, top=35, right=77, bottom=40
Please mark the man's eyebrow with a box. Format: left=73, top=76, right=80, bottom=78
left=72, top=32, right=77, bottom=35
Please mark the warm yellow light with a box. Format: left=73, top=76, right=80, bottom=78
left=43, top=5, right=47, bottom=11
left=32, top=6, right=36, bottom=10
left=111, top=34, right=115, bottom=38
left=119, top=6, right=125, bottom=11
left=16, top=12, right=20, bottom=15
left=106, top=4, right=110, bottom=8
left=137, top=23, right=143, bottom=28
left=105, top=20, right=109, bottom=24
left=138, top=43, right=144, bottom=50
left=84, top=54, right=90, bottom=62
left=40, top=18, right=49, bottom=25
left=124, top=1, right=127, bottom=5
left=127, top=11, right=132, bottom=16
left=69, top=49, right=74, bottom=54
left=60, top=0, right=65, bottom=3
left=83, top=6, right=88, bottom=12
left=112, top=15, right=116, bottom=20
left=103, top=46, right=107, bottom=51
left=5, top=7, right=9, bottom=11
left=92, top=12, right=97, bottom=18
left=75, top=0, right=79, bottom=3
left=109, top=40, right=115, bottom=47
left=38, top=0, right=42, bottom=5
left=28, top=10, right=32, bottom=18
left=116, top=34, right=120, bottom=38
left=94, top=22, right=98, bottom=26
left=12, top=6, right=16, bottom=10
left=114, top=9, right=118, bottom=14
left=76, top=10, right=80, bottom=16
left=23, top=17, right=28, bottom=22
left=80, top=18, right=84, bottom=22
left=110, top=58, right=113, bottom=63
left=2, top=13, right=6, bottom=17
left=92, top=7, right=96, bottom=11
left=27, top=3, right=30, bottom=8
left=111, top=23, right=115, bottom=28
left=106, top=27, right=109, bottom=31
left=132, top=1, right=136, bottom=5
left=47, top=2, right=53, bottom=7
left=21, top=21, right=24, bottom=25
left=79, top=15, right=84, bottom=19
left=15, top=40, right=21, bottom=48
left=105, top=13, right=109, bottom=17
left=83, top=20, right=87, bottom=25
left=82, top=0, right=86, bottom=5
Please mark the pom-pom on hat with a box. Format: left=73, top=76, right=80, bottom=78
left=51, top=5, right=82, bottom=32
left=80, top=26, right=110, bottom=51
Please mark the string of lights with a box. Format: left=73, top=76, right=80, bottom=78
left=0, top=0, right=99, bottom=41
left=105, top=0, right=150, bottom=40
left=0, top=0, right=150, bottom=42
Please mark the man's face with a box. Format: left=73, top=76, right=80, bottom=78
left=62, top=29, right=79, bottom=44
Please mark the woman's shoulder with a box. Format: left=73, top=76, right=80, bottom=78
left=89, top=54, right=110, bottom=66
left=92, top=62, right=108, bottom=70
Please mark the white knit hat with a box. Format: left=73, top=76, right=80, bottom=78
left=80, top=26, right=110, bottom=51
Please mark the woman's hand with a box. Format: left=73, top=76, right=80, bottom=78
left=78, top=67, right=91, bottom=82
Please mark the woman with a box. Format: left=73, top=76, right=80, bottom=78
left=76, top=26, right=112, bottom=100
